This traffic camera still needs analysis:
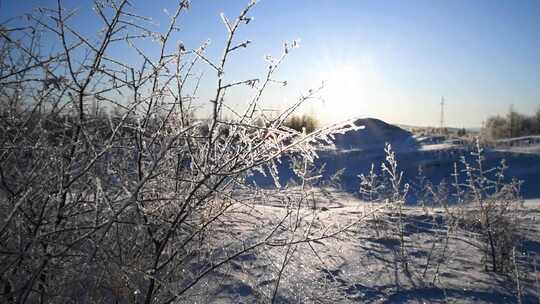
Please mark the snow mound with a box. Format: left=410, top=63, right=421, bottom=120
left=333, top=118, right=417, bottom=151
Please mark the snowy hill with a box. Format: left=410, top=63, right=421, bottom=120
left=332, top=118, right=417, bottom=152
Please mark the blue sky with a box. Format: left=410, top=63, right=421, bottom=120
left=2, top=0, right=540, bottom=127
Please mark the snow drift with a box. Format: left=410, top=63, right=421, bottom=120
left=332, top=118, right=417, bottom=152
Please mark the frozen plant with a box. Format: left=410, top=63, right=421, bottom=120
left=457, top=139, right=524, bottom=273
left=0, top=1, right=359, bottom=303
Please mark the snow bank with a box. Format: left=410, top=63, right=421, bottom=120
left=332, top=118, right=418, bottom=152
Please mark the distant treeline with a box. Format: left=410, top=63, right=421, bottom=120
left=483, top=107, right=540, bottom=139
left=284, top=114, right=320, bottom=133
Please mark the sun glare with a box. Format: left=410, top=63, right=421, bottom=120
left=323, top=66, right=361, bottom=104
left=317, top=60, right=388, bottom=124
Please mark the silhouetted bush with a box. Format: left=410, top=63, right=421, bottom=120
left=284, top=114, right=320, bottom=133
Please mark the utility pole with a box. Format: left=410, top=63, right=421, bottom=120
left=440, top=96, right=445, bottom=135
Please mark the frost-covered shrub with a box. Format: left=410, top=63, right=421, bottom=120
left=412, top=140, right=524, bottom=274
left=359, top=139, right=524, bottom=276
left=359, top=144, right=411, bottom=271
left=0, top=1, right=358, bottom=303
left=454, top=141, right=524, bottom=273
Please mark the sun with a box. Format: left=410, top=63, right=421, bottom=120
left=322, top=65, right=362, bottom=105
left=316, top=64, right=371, bottom=123
left=317, top=61, right=388, bottom=123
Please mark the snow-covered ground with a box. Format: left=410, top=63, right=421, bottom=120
left=495, top=144, right=540, bottom=155
left=230, top=119, right=540, bottom=303
left=187, top=188, right=540, bottom=303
